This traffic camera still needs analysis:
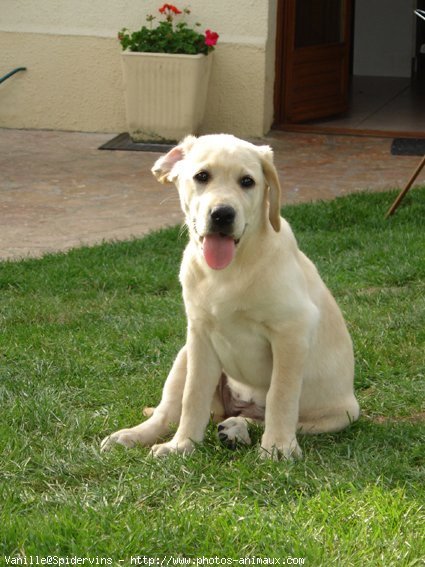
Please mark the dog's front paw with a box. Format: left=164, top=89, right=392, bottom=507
left=150, top=438, right=195, bottom=458
left=259, top=435, right=302, bottom=461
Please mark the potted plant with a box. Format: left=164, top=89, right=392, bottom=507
left=118, top=3, right=219, bottom=143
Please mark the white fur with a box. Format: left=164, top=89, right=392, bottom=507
left=101, top=134, right=360, bottom=460
left=217, top=417, right=252, bottom=446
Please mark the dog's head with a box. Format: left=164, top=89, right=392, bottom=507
left=152, top=134, right=281, bottom=270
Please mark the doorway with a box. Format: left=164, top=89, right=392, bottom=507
left=274, top=0, right=425, bottom=136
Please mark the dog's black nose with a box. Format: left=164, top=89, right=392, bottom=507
left=210, top=205, right=236, bottom=228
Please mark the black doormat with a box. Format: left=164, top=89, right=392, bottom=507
left=391, top=138, right=425, bottom=156
left=99, top=132, right=174, bottom=153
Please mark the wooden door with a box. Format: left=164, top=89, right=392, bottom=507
left=275, top=0, right=353, bottom=124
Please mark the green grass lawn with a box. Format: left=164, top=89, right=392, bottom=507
left=1, top=189, right=424, bottom=565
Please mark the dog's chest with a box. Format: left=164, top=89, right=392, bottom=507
left=183, top=270, right=275, bottom=386
left=210, top=310, right=273, bottom=387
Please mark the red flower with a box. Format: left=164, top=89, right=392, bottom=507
left=159, top=4, right=182, bottom=14
left=205, top=29, right=219, bottom=47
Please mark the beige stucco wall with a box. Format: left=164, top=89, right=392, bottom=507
left=0, top=0, right=277, bottom=137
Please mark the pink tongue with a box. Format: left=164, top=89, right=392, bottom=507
left=203, top=234, right=236, bottom=270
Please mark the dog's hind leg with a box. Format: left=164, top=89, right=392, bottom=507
left=215, top=374, right=265, bottom=448
left=101, top=346, right=188, bottom=451
left=298, top=398, right=360, bottom=435
left=217, top=416, right=255, bottom=448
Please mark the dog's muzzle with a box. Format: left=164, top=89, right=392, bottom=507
left=209, top=205, right=236, bottom=236
left=198, top=205, right=239, bottom=271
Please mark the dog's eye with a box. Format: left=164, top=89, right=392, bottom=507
left=194, top=171, right=210, bottom=184
left=240, top=175, right=255, bottom=189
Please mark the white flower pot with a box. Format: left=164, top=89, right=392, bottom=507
left=121, top=51, right=213, bottom=143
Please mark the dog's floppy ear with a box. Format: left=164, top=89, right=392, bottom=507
left=258, top=146, right=281, bottom=232
left=151, top=135, right=197, bottom=184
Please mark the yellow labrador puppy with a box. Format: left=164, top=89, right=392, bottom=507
left=101, top=134, right=360, bottom=459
